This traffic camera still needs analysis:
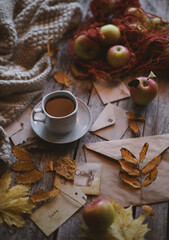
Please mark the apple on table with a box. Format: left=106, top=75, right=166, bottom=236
left=128, top=73, right=158, bottom=105
left=107, top=45, right=131, bottom=68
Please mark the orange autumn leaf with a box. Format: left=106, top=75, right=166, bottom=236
left=15, top=169, right=44, bottom=184
left=12, top=160, right=36, bottom=172
left=119, top=171, right=141, bottom=189
left=12, top=146, right=30, bottom=161
left=53, top=72, right=73, bottom=86
left=142, top=168, right=158, bottom=187
left=119, top=160, right=140, bottom=176
left=54, top=156, right=77, bottom=181
left=142, top=205, right=155, bottom=216
left=121, top=148, right=138, bottom=165
left=51, top=57, right=57, bottom=65
left=47, top=38, right=59, bottom=57
left=128, top=119, right=139, bottom=134
left=30, top=188, right=59, bottom=203
left=139, top=143, right=149, bottom=163
left=46, top=160, right=54, bottom=172
left=126, top=112, right=146, bottom=121
left=142, top=155, right=162, bottom=175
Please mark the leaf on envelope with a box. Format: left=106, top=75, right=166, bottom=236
left=54, top=156, right=77, bottom=181
left=12, top=160, right=36, bottom=172
left=81, top=199, right=149, bottom=240
left=142, top=168, right=158, bottom=187
left=126, top=112, right=146, bottom=121
left=142, top=155, right=162, bottom=175
left=128, top=119, right=140, bottom=134
left=139, top=143, right=149, bottom=163
left=12, top=146, right=30, bottom=161
left=53, top=72, right=73, bottom=86
left=121, top=148, right=138, bottom=165
left=0, top=171, right=35, bottom=227
left=15, top=169, right=44, bottom=184
left=142, top=205, right=155, bottom=216
left=30, top=188, right=59, bottom=203
left=119, top=171, right=141, bottom=189
left=47, top=38, right=59, bottom=57
left=119, top=160, right=140, bottom=176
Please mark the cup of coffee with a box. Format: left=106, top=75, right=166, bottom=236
left=32, top=90, right=78, bottom=134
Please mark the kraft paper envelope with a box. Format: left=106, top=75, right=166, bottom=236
left=85, top=134, right=169, bottom=206
left=93, top=80, right=130, bottom=104
left=90, top=103, right=116, bottom=132
left=91, top=104, right=129, bottom=140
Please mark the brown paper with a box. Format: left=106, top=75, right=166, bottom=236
left=90, top=103, right=115, bottom=132
left=74, top=162, right=101, bottom=195
left=85, top=134, right=169, bottom=206
left=93, top=80, right=130, bottom=104
left=93, top=104, right=128, bottom=140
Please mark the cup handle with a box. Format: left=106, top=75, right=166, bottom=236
left=32, top=108, right=46, bottom=123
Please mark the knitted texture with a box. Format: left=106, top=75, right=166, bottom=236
left=0, top=0, right=82, bottom=164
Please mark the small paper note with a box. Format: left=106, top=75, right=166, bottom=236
left=74, top=162, right=101, bottom=195
left=93, top=80, right=130, bottom=104
left=90, top=103, right=115, bottom=132
left=31, top=182, right=87, bottom=236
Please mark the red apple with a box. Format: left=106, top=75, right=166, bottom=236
left=126, top=7, right=147, bottom=23
left=107, top=45, right=131, bottom=68
left=82, top=198, right=115, bottom=232
left=100, top=24, right=121, bottom=45
left=73, top=35, right=100, bottom=61
left=128, top=77, right=158, bottom=105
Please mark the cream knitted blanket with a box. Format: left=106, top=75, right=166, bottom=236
left=0, top=0, right=82, bottom=166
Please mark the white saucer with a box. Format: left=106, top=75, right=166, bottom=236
left=31, top=98, right=92, bottom=144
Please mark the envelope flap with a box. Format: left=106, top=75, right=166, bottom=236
left=85, top=134, right=169, bottom=162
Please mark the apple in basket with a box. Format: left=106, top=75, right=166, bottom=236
left=125, top=7, right=147, bottom=23
left=128, top=72, right=158, bottom=105
left=73, top=34, right=100, bottom=61
left=107, top=45, right=131, bottom=68
left=82, top=198, right=115, bottom=232
left=102, top=0, right=115, bottom=17
left=100, top=24, right=121, bottom=45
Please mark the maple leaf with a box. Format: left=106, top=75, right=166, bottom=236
left=80, top=200, right=150, bottom=240
left=0, top=171, right=35, bottom=227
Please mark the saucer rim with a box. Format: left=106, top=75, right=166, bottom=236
left=31, top=98, right=92, bottom=144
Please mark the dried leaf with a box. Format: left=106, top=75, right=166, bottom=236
left=142, top=205, right=155, bottom=216
left=51, top=57, right=57, bottom=65
left=119, top=160, right=140, bottom=176
left=12, top=160, right=36, bottom=172
left=119, top=171, right=141, bottom=189
left=129, top=119, right=139, bottom=134
left=46, top=160, right=54, bottom=171
left=142, top=168, right=158, bottom=187
left=81, top=200, right=149, bottom=240
left=12, top=146, right=30, bottom=161
left=54, top=156, right=77, bottom=181
left=126, top=112, right=146, bottom=121
left=30, top=188, right=59, bottom=203
left=47, top=38, right=58, bottom=57
left=0, top=171, right=35, bottom=227
left=121, top=148, right=138, bottom=165
left=15, top=169, right=44, bottom=184
left=139, top=143, right=149, bottom=163
left=53, top=72, right=73, bottom=86
left=142, top=155, right=162, bottom=175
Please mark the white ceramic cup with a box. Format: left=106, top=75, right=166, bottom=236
left=32, top=90, right=78, bottom=134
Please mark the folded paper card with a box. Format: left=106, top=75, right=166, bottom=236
left=93, top=80, right=130, bottom=104
left=91, top=104, right=129, bottom=140
left=85, top=134, right=169, bottom=206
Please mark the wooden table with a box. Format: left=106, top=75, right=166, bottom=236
left=1, top=0, right=169, bottom=239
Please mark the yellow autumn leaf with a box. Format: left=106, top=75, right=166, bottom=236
left=81, top=200, right=150, bottom=240
left=53, top=72, right=73, bottom=86
left=0, top=171, right=35, bottom=227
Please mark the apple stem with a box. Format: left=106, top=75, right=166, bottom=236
left=143, top=79, right=149, bottom=87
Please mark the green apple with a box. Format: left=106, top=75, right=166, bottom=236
left=102, top=0, right=115, bottom=17
left=73, top=35, right=100, bottom=61
left=100, top=24, right=121, bottom=45
left=82, top=198, right=115, bottom=232
left=128, top=76, right=158, bottom=105
left=129, top=23, right=146, bottom=35
left=107, top=45, right=131, bottom=68
left=126, top=7, right=147, bottom=23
